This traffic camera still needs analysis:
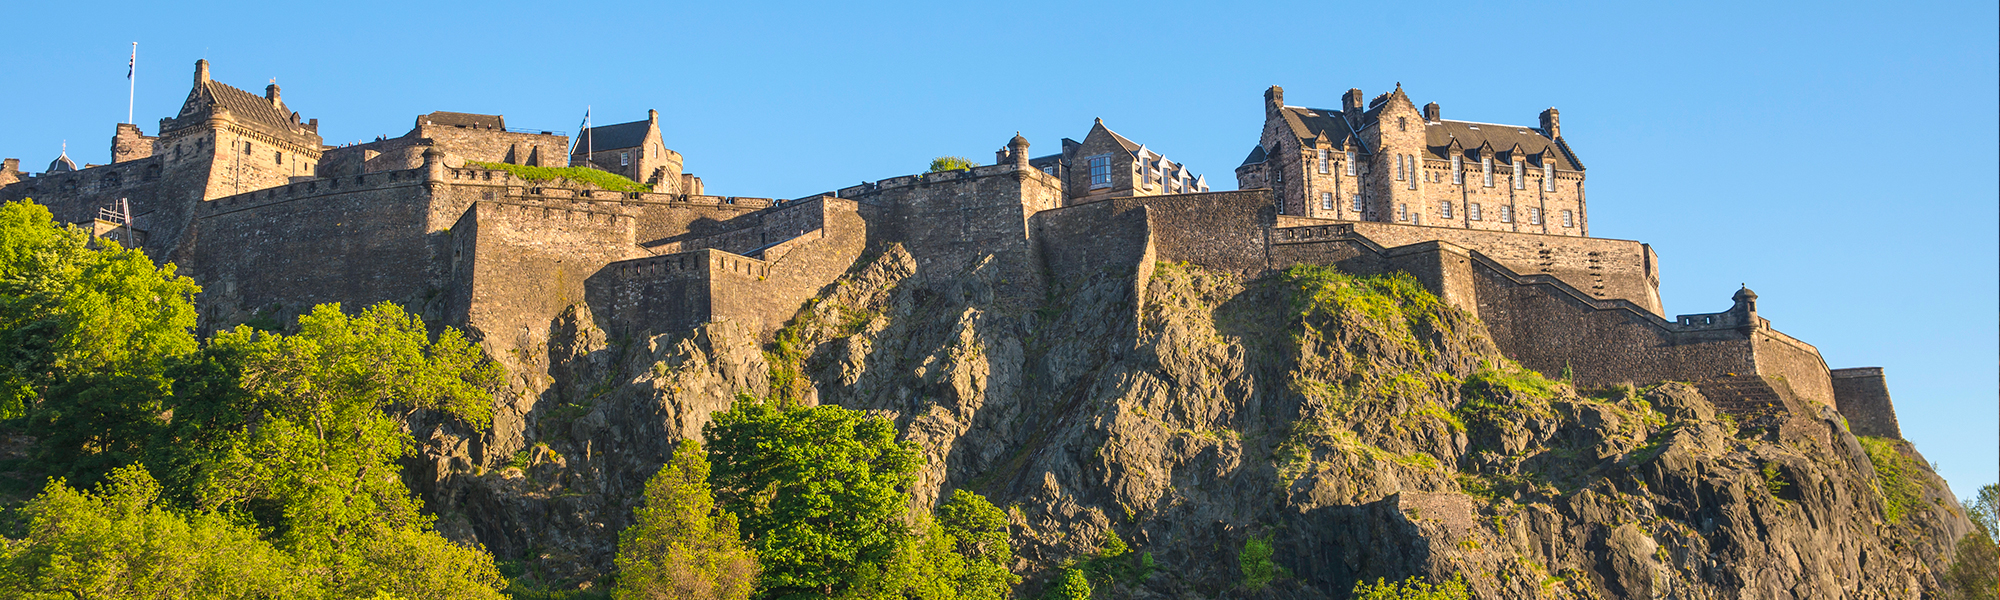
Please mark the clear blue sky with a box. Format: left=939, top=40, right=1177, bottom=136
left=2, top=0, right=1993, bottom=498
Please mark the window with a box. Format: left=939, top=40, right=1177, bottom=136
left=1529, top=207, right=1542, bottom=225
left=1481, top=156, right=1494, bottom=187
left=1397, top=203, right=1408, bottom=222
left=1398, top=117, right=1407, bottom=132
left=1469, top=202, right=1482, bottom=220
left=1451, top=155, right=1463, bottom=184
left=1321, top=192, right=1333, bottom=210
left=1406, top=156, right=1418, bottom=190
left=1512, top=158, right=1525, bottom=189
left=1345, top=151, right=1358, bottom=176
left=1351, top=194, right=1364, bottom=212
left=1041, top=166, right=1056, bottom=175
left=1562, top=209, right=1574, bottom=227
left=1317, top=149, right=1329, bottom=174
left=1543, top=162, right=1555, bottom=192
left=243, top=141, right=253, bottom=155
left=1087, top=155, right=1112, bottom=188
left=620, top=151, right=630, bottom=166
left=275, top=152, right=283, bottom=165
left=1441, top=200, right=1454, bottom=219
left=1395, top=155, right=1405, bottom=181
left=1500, top=205, right=1514, bottom=223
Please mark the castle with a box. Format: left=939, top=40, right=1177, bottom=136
left=0, top=60, right=1905, bottom=451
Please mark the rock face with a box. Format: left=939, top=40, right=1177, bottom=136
left=418, top=246, right=1975, bottom=598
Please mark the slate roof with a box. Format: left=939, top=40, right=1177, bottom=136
left=199, top=80, right=297, bottom=131
left=420, top=111, right=504, bottom=129
left=47, top=152, right=76, bottom=173
left=1277, top=107, right=1361, bottom=149
left=1425, top=120, right=1579, bottom=170
left=1239, top=145, right=1267, bottom=167
left=573, top=120, right=651, bottom=154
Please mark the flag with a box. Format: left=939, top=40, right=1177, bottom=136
left=127, top=52, right=134, bottom=79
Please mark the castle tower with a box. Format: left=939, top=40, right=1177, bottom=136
left=1361, top=84, right=1428, bottom=225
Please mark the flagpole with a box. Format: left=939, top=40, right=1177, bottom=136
left=126, top=42, right=136, bottom=125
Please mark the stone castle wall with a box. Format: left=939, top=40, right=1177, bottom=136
left=1830, top=367, right=1903, bottom=439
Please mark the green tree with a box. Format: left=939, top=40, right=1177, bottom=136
left=928, top=157, right=978, bottom=173
left=0, top=466, right=312, bottom=599
left=935, top=489, right=1019, bottom=597
left=703, top=397, right=921, bottom=598
left=0, top=199, right=199, bottom=483
left=1239, top=533, right=1286, bottom=590
left=1042, top=568, right=1091, bottom=600
left=615, top=440, right=759, bottom=600
left=1945, top=483, right=1999, bottom=600
left=188, top=302, right=507, bottom=598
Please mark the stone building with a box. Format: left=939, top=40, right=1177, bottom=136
left=570, top=110, right=701, bottom=195
left=1028, top=119, right=1208, bottom=205
left=1237, top=85, right=1585, bottom=236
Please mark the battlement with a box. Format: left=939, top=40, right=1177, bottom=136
left=201, top=167, right=428, bottom=216
left=835, top=162, right=1060, bottom=200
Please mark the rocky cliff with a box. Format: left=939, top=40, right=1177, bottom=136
left=416, top=245, right=1975, bottom=599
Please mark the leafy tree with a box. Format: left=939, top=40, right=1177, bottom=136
left=1042, top=568, right=1091, bottom=600
left=187, top=302, right=507, bottom=598
left=615, top=440, right=759, bottom=600
left=0, top=466, right=312, bottom=599
left=928, top=157, right=978, bottom=173
left=0, top=199, right=199, bottom=483
left=1945, top=483, right=1999, bottom=600
left=1350, top=575, right=1470, bottom=600
left=1239, top=533, right=1287, bottom=590
left=703, top=397, right=921, bottom=598
left=935, top=489, right=1019, bottom=597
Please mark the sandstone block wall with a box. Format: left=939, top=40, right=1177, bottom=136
left=842, top=164, right=1059, bottom=285
left=1830, top=367, right=1903, bottom=439
left=188, top=169, right=437, bottom=328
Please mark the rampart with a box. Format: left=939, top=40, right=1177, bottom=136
left=1830, top=367, right=1903, bottom=439
left=840, top=164, right=1061, bottom=286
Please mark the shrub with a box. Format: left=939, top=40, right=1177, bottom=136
left=1350, top=575, right=1471, bottom=600
left=1239, top=533, right=1287, bottom=590
left=1858, top=436, right=1922, bottom=524
left=928, top=157, right=978, bottom=173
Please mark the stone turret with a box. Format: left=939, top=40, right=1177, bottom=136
left=1008, top=133, right=1030, bottom=169
left=1731, top=286, right=1759, bottom=329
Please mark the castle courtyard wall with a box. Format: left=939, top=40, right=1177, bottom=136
left=1830, top=367, right=1903, bottom=439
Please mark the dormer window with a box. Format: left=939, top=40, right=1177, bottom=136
left=1345, top=151, right=1358, bottom=176
left=1317, top=149, right=1329, bottom=174
left=1543, top=161, right=1555, bottom=192
left=1481, top=155, right=1494, bottom=187
left=1512, top=158, right=1525, bottom=189
left=1451, top=155, right=1463, bottom=184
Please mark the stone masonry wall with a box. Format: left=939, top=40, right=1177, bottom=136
left=1331, top=220, right=1660, bottom=315
left=187, top=168, right=436, bottom=329
left=1830, top=367, right=1903, bottom=439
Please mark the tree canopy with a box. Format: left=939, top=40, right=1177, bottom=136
left=615, top=439, right=759, bottom=600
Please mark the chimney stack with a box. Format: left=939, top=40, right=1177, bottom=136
left=1264, top=86, right=1285, bottom=117
left=1423, top=102, right=1441, bottom=123
left=266, top=82, right=281, bottom=104
left=1540, top=108, right=1561, bottom=138
left=648, top=109, right=659, bottom=124
left=1342, top=88, right=1365, bottom=115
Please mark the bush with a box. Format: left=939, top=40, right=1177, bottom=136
left=928, top=157, right=978, bottom=173
left=1239, top=533, right=1287, bottom=590
left=1350, top=575, right=1471, bottom=600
